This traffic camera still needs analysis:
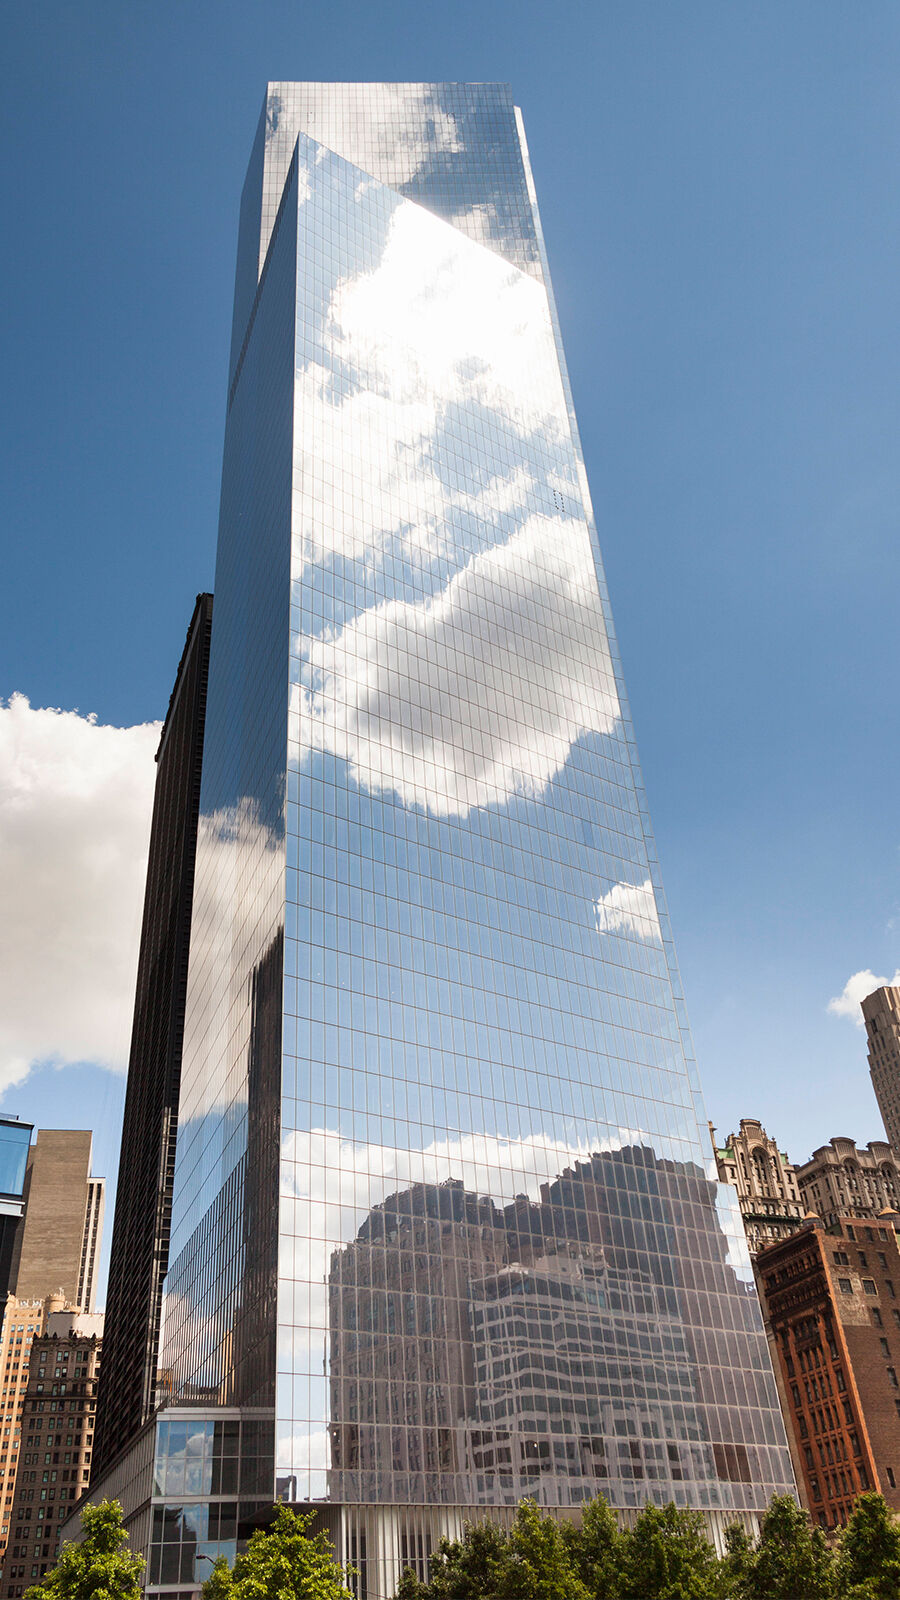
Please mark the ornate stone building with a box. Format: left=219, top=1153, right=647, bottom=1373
left=796, top=1139, right=900, bottom=1230
left=711, top=1120, right=803, bottom=1257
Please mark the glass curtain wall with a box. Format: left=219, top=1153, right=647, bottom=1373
left=160, top=84, right=794, bottom=1552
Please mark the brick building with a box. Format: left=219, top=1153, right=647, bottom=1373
left=0, top=1310, right=102, bottom=1598
left=0, top=1299, right=47, bottom=1561
left=757, top=1213, right=900, bottom=1530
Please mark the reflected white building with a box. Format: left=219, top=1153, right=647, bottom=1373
left=76, top=84, right=795, bottom=1600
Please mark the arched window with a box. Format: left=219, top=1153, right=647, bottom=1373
left=752, top=1150, right=771, bottom=1197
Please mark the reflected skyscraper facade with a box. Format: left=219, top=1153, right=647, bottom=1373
left=149, top=83, right=792, bottom=1596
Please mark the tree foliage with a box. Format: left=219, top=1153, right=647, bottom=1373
left=731, top=1493, right=835, bottom=1600
left=622, top=1502, right=724, bottom=1600
left=834, top=1492, right=900, bottom=1599
left=391, top=1490, right=900, bottom=1600
left=34, top=1485, right=900, bottom=1600
left=395, top=1519, right=510, bottom=1600
left=561, top=1493, right=625, bottom=1600
left=199, top=1505, right=354, bottom=1600
left=23, top=1500, right=144, bottom=1600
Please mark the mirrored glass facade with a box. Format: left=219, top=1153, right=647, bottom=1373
left=160, top=81, right=794, bottom=1579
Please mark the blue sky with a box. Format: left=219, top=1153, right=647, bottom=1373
left=3, top=2, right=900, bottom=1296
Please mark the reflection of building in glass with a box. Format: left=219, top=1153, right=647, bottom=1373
left=328, top=1146, right=778, bottom=1525
left=74, top=83, right=794, bottom=1599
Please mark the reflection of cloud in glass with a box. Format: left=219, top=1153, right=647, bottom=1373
left=268, top=83, right=462, bottom=195
left=296, top=515, right=619, bottom=817
left=292, top=193, right=572, bottom=580
left=715, top=1184, right=755, bottom=1284
left=330, top=203, right=556, bottom=427
left=177, top=799, right=281, bottom=1125
left=263, top=83, right=540, bottom=278
left=593, top=877, right=662, bottom=943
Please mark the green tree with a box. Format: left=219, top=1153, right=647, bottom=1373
left=621, top=1502, right=724, bottom=1600
left=736, top=1494, right=834, bottom=1600
left=199, top=1504, right=354, bottom=1600
left=393, top=1503, right=591, bottom=1600
left=720, top=1520, right=754, bottom=1597
left=199, top=1555, right=235, bottom=1600
left=494, top=1500, right=590, bottom=1600
left=396, top=1518, right=511, bottom=1598
left=835, top=1493, right=900, bottom=1599
left=394, top=1569, right=429, bottom=1600
left=562, top=1494, right=625, bottom=1599
left=23, top=1500, right=144, bottom=1600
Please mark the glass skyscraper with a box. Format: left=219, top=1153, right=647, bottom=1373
left=84, top=84, right=794, bottom=1600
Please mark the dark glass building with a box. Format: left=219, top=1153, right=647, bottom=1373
left=92, top=594, right=213, bottom=1480
left=76, top=86, right=795, bottom=1599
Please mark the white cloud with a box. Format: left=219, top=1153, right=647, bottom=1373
left=295, top=514, right=619, bottom=817
left=828, top=968, right=900, bottom=1027
left=0, top=694, right=158, bottom=1089
left=594, top=877, right=662, bottom=943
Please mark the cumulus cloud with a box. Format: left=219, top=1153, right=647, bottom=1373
left=0, top=694, right=158, bottom=1089
left=296, top=514, right=619, bottom=817
left=828, top=968, right=900, bottom=1027
left=594, top=877, right=662, bottom=943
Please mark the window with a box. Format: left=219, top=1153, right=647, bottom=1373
left=887, top=1281, right=896, bottom=1298
left=873, top=1308, right=884, bottom=1327
left=881, top=1338, right=891, bottom=1358
left=838, top=1279, right=852, bottom=1295
left=859, top=1253, right=869, bottom=1268
left=864, top=1280, right=878, bottom=1296
left=887, top=1368, right=898, bottom=1388
left=888, top=1468, right=897, bottom=1488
